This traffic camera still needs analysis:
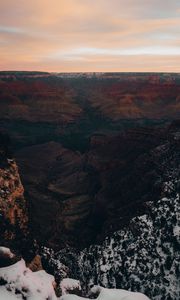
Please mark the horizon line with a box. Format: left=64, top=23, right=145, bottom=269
left=0, top=70, right=180, bottom=74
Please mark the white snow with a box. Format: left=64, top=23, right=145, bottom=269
left=173, top=225, right=180, bottom=237
left=0, top=257, right=57, bottom=300
left=59, top=296, right=87, bottom=300
left=0, top=288, right=18, bottom=300
left=60, top=278, right=81, bottom=295
left=0, top=246, right=15, bottom=258
left=60, top=286, right=150, bottom=300
left=0, top=253, right=151, bottom=300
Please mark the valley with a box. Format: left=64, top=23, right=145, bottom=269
left=0, top=72, right=179, bottom=299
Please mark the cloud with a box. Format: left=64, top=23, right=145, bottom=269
left=0, top=0, right=179, bottom=71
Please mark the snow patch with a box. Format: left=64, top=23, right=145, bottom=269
left=0, top=256, right=57, bottom=299
left=0, top=247, right=15, bottom=259
left=60, top=278, right=81, bottom=295
left=60, top=286, right=150, bottom=300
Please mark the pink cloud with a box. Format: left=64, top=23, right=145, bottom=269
left=0, top=0, right=179, bottom=71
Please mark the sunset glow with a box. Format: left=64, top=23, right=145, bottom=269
left=0, top=0, right=180, bottom=72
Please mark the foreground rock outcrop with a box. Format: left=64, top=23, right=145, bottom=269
left=0, top=133, right=28, bottom=251
left=0, top=247, right=150, bottom=300
left=0, top=247, right=57, bottom=300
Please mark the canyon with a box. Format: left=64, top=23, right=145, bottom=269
left=0, top=72, right=179, bottom=299
left=0, top=72, right=179, bottom=249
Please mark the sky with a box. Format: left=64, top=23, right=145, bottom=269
left=0, top=0, right=180, bottom=72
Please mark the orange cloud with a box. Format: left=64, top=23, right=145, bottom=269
left=0, top=0, right=179, bottom=71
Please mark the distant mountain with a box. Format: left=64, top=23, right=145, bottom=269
left=0, top=73, right=179, bottom=127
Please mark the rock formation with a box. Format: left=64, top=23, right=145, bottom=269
left=0, top=133, right=35, bottom=261
left=0, top=247, right=57, bottom=300
left=0, top=72, right=179, bottom=300
left=41, top=123, right=180, bottom=300
left=14, top=123, right=178, bottom=249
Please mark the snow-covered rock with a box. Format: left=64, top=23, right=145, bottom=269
left=41, top=138, right=180, bottom=300
left=0, top=247, right=14, bottom=258
left=0, top=247, right=15, bottom=259
left=42, top=169, right=180, bottom=300
left=77, top=192, right=180, bottom=300
left=60, top=278, right=81, bottom=295
left=0, top=246, right=19, bottom=268
left=0, top=254, right=151, bottom=300
left=60, top=296, right=86, bottom=300
left=0, top=252, right=57, bottom=300
left=60, top=286, right=150, bottom=300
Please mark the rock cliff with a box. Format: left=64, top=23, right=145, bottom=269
left=0, top=133, right=29, bottom=256
left=15, top=123, right=178, bottom=249
left=42, top=124, right=180, bottom=300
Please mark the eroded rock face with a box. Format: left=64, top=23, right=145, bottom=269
left=15, top=122, right=179, bottom=250
left=0, top=160, right=27, bottom=230
left=0, top=79, right=82, bottom=124
left=84, top=78, right=180, bottom=120
left=0, top=133, right=29, bottom=255
left=0, top=73, right=180, bottom=155
left=15, top=142, right=98, bottom=248
left=0, top=73, right=179, bottom=125
left=42, top=129, right=180, bottom=300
